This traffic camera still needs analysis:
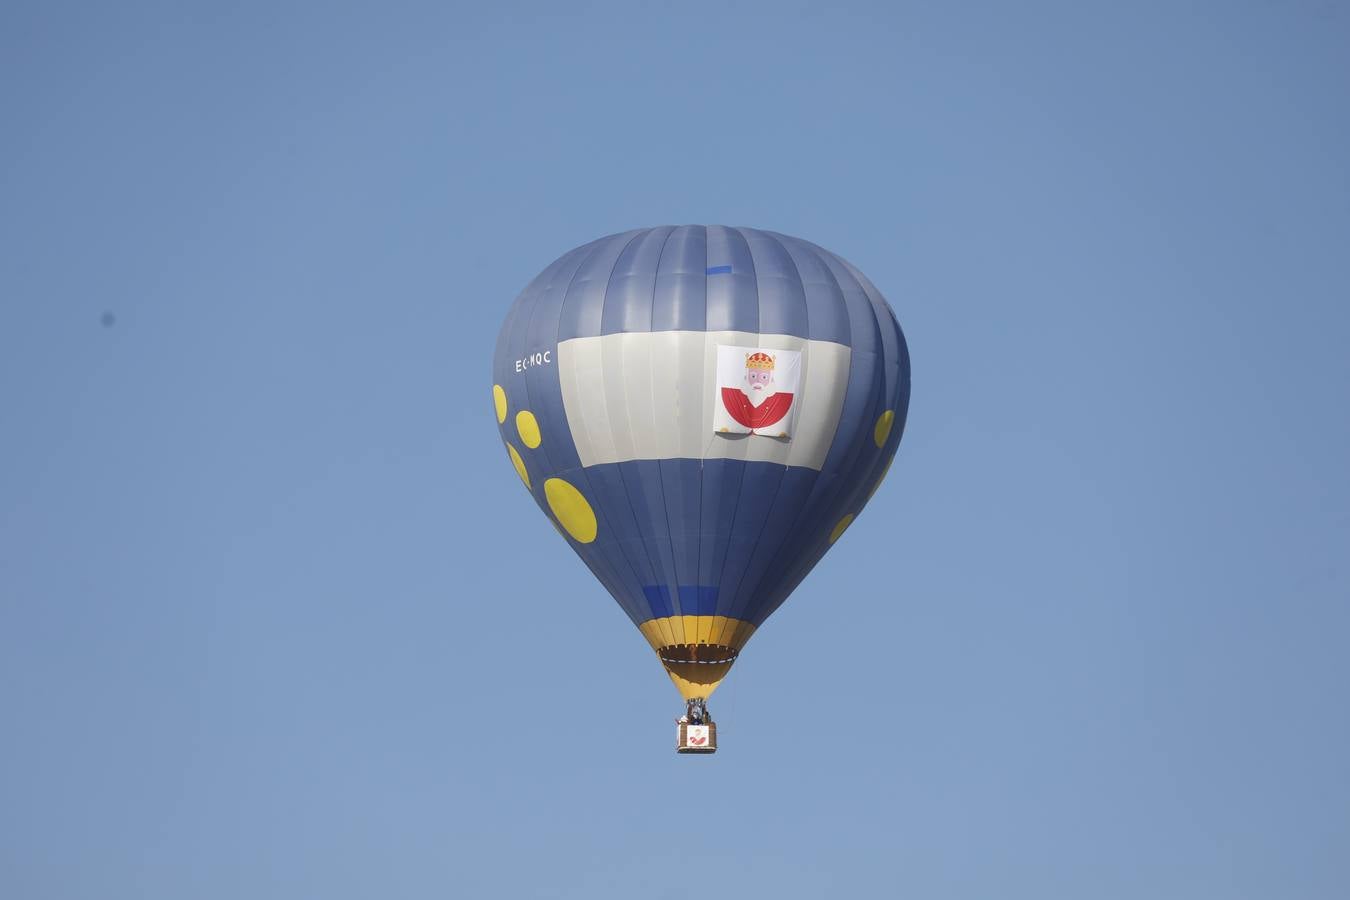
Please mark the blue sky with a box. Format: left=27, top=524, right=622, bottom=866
left=2, top=2, right=1348, bottom=897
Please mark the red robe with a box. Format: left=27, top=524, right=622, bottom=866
left=720, top=387, right=795, bottom=430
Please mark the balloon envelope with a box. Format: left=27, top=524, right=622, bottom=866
left=492, top=226, right=909, bottom=699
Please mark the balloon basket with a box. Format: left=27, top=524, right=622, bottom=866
left=677, top=722, right=717, bottom=754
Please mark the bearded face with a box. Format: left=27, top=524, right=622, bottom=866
left=746, top=367, right=773, bottom=391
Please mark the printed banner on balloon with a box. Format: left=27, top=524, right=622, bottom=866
left=713, top=345, right=802, bottom=437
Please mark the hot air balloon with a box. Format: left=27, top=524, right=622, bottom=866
left=491, top=226, right=909, bottom=752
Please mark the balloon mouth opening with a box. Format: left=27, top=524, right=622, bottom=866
left=657, top=643, right=740, bottom=699
left=658, top=644, right=740, bottom=667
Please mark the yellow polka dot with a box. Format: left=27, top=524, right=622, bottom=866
left=829, top=513, right=855, bottom=544
left=874, top=410, right=895, bottom=448
left=506, top=443, right=530, bottom=489
left=492, top=385, right=507, bottom=423
left=545, top=478, right=597, bottom=543
left=516, top=410, right=541, bottom=449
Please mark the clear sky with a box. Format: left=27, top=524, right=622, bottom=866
left=3, top=2, right=1348, bottom=897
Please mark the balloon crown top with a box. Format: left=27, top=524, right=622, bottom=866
left=745, top=352, right=776, bottom=371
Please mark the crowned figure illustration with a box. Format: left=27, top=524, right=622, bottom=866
left=712, top=346, right=803, bottom=436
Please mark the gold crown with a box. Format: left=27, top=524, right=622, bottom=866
left=745, top=352, right=775, bottom=370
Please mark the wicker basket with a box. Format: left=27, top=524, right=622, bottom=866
left=677, top=722, right=718, bottom=753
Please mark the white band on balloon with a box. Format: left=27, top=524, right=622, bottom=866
left=556, top=330, right=851, bottom=472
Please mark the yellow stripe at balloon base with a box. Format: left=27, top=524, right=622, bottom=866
left=637, top=616, right=756, bottom=653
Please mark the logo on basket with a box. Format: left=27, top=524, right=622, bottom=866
left=688, top=733, right=707, bottom=746
left=685, top=724, right=710, bottom=747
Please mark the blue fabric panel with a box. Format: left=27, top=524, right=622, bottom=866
left=642, top=585, right=675, bottom=620
left=731, top=466, right=818, bottom=619
left=600, top=227, right=673, bottom=335
left=697, top=458, right=744, bottom=600
left=743, top=229, right=809, bottom=340
left=637, top=586, right=719, bottom=627
left=660, top=458, right=702, bottom=599
left=541, top=466, right=648, bottom=625
left=838, top=254, right=913, bottom=446
left=620, top=459, right=683, bottom=615
left=557, top=230, right=642, bottom=341
left=652, top=225, right=708, bottom=333
left=549, top=228, right=847, bottom=343
left=704, top=226, right=760, bottom=334
left=773, top=232, right=862, bottom=350
left=582, top=463, right=659, bottom=601
left=821, top=239, right=880, bottom=354
left=715, top=461, right=787, bottom=621
left=680, top=586, right=720, bottom=617
left=493, top=241, right=590, bottom=392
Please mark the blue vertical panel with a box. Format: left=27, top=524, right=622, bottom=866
left=681, top=586, right=719, bottom=617
left=732, top=465, right=818, bottom=620
left=660, top=458, right=703, bottom=606
left=601, top=227, right=673, bottom=335
left=542, top=464, right=648, bottom=626
left=651, top=225, right=708, bottom=333
left=841, top=255, right=913, bottom=443
left=810, top=247, right=892, bottom=473
left=741, top=228, right=809, bottom=338
left=832, top=255, right=898, bottom=386
left=716, top=461, right=788, bottom=623
left=584, top=463, right=660, bottom=618
left=620, top=459, right=683, bottom=616
left=652, top=227, right=708, bottom=604
left=697, top=458, right=744, bottom=601
left=494, top=241, right=591, bottom=393
left=775, top=232, right=868, bottom=352
left=822, top=253, right=910, bottom=493
left=557, top=230, right=644, bottom=341
left=826, top=251, right=906, bottom=430
left=704, top=226, right=760, bottom=334
left=817, top=252, right=910, bottom=519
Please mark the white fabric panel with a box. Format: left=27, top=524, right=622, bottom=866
left=674, top=334, right=706, bottom=459
left=557, top=331, right=851, bottom=471
left=566, top=335, right=617, bottom=464
left=650, top=331, right=685, bottom=452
